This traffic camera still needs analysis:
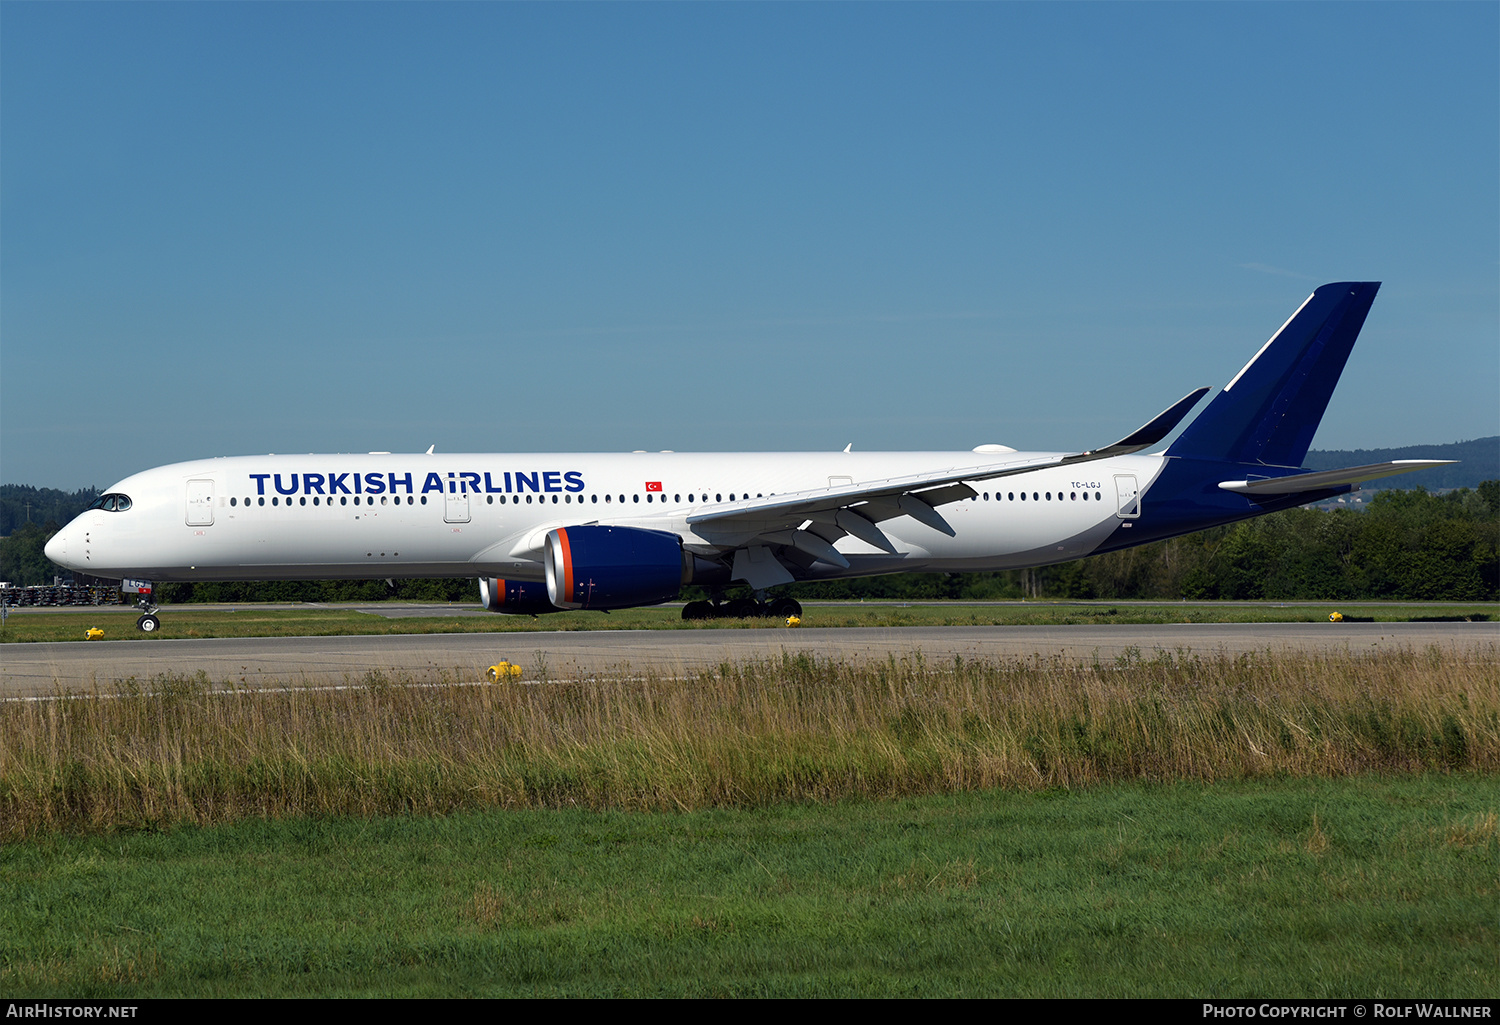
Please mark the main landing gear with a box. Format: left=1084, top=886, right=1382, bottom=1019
left=681, top=595, right=802, bottom=621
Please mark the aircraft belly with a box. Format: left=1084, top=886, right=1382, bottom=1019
left=924, top=514, right=1121, bottom=572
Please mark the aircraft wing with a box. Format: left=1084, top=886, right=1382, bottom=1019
left=684, top=387, right=1209, bottom=552
left=1218, top=460, right=1456, bottom=495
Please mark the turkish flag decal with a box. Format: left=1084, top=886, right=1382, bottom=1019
left=645, top=481, right=663, bottom=492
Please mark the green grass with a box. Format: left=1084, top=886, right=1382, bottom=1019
left=2, top=776, right=1495, bottom=996
left=2, top=599, right=1493, bottom=643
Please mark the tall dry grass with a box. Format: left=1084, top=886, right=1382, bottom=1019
left=2, top=647, right=1495, bottom=838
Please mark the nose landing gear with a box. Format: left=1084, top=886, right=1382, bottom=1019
left=122, top=578, right=160, bottom=633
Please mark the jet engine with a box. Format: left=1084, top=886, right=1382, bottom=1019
left=544, top=525, right=687, bottom=610
left=478, top=577, right=561, bottom=615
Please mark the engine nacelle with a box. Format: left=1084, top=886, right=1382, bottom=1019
left=544, top=525, right=686, bottom=610
left=478, top=577, right=561, bottom=615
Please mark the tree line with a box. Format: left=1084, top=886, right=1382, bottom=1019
left=2, top=483, right=1495, bottom=602
left=0, top=485, right=101, bottom=538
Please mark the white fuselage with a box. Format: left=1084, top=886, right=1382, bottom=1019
left=47, top=450, right=1164, bottom=583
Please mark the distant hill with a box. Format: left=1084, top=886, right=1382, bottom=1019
left=1303, top=437, right=1498, bottom=491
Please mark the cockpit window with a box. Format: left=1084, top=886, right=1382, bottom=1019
left=87, top=493, right=132, bottom=512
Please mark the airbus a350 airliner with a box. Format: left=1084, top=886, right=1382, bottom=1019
left=46, top=282, right=1450, bottom=631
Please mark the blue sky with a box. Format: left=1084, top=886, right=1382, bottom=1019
left=4, top=3, right=1495, bottom=490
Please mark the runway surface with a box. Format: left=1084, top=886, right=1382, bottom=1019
left=3, top=622, right=1496, bottom=696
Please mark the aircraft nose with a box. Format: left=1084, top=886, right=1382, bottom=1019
left=44, top=527, right=68, bottom=565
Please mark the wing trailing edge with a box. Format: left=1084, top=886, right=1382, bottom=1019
left=684, top=386, right=1211, bottom=538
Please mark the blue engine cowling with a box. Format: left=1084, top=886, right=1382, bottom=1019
left=478, top=577, right=561, bottom=615
left=544, top=525, right=686, bottom=610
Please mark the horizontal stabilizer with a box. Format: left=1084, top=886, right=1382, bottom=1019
left=1218, top=460, right=1456, bottom=495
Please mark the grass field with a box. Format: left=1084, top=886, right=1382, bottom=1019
left=4, top=647, right=1494, bottom=836
left=2, top=776, right=1495, bottom=996
left=1, top=599, right=1493, bottom=643
left=4, top=642, right=1495, bottom=995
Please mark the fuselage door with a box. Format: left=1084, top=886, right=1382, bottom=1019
left=1114, top=475, right=1141, bottom=519
left=444, top=484, right=471, bottom=524
left=186, top=480, right=215, bottom=526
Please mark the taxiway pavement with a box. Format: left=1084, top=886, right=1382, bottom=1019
left=3, top=622, right=1496, bottom=696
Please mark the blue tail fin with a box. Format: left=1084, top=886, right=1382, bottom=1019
left=1167, top=282, right=1380, bottom=466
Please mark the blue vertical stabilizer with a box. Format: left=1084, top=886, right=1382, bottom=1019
left=1167, top=282, right=1380, bottom=467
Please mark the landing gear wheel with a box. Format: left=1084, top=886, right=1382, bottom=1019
left=724, top=598, right=759, bottom=619
left=771, top=598, right=802, bottom=619
left=682, top=600, right=714, bottom=621
left=136, top=614, right=160, bottom=633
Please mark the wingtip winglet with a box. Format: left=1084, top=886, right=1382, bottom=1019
left=1085, top=386, right=1212, bottom=458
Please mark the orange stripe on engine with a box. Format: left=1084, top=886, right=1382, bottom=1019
left=557, top=529, right=574, bottom=600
